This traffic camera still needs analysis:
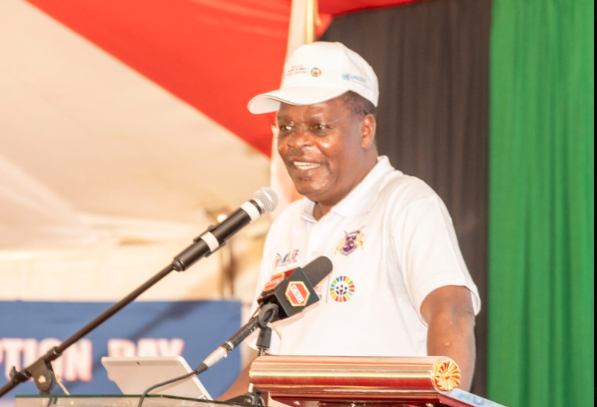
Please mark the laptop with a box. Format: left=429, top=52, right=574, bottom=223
left=101, top=356, right=212, bottom=400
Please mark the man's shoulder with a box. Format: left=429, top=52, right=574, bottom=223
left=379, top=170, right=439, bottom=206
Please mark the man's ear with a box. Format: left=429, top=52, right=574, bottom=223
left=361, top=114, right=377, bottom=149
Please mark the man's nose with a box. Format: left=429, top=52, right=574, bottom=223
left=286, top=125, right=313, bottom=148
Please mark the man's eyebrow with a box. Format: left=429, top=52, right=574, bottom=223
left=278, top=114, right=330, bottom=122
left=277, top=114, right=292, bottom=122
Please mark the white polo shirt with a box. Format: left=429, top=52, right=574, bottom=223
left=252, top=156, right=481, bottom=357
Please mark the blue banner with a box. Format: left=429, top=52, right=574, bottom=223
left=0, top=301, right=242, bottom=405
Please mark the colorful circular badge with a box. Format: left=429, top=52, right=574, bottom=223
left=310, top=67, right=322, bottom=77
left=330, top=276, right=355, bottom=303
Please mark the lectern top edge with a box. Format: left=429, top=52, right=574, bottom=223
left=250, top=356, right=506, bottom=407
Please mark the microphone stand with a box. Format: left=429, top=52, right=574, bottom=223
left=0, top=227, right=223, bottom=399
left=224, top=309, right=276, bottom=406
left=225, top=327, right=272, bottom=406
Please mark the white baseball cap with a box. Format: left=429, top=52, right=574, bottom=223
left=248, top=42, right=379, bottom=114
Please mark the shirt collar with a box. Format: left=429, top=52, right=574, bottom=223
left=300, top=156, right=395, bottom=222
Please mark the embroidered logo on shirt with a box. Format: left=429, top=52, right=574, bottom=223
left=330, top=276, right=355, bottom=303
left=335, top=230, right=365, bottom=256
left=275, top=250, right=300, bottom=268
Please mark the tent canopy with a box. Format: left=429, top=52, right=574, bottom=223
left=0, top=0, right=427, bottom=249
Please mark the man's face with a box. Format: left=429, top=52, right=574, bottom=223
left=276, top=97, right=372, bottom=206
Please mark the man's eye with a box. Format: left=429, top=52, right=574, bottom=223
left=278, top=125, right=293, bottom=132
left=312, top=123, right=328, bottom=131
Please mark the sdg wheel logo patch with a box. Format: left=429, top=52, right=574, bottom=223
left=330, top=276, right=355, bottom=303
left=310, top=67, right=322, bottom=77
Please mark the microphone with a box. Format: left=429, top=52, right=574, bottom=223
left=172, top=187, right=278, bottom=271
left=200, top=256, right=333, bottom=370
left=257, top=256, right=333, bottom=320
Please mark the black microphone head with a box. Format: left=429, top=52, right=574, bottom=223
left=253, top=187, right=278, bottom=214
left=302, top=256, right=333, bottom=286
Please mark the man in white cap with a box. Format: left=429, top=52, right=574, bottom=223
left=222, top=42, right=480, bottom=397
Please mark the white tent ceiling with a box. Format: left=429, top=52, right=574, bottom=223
left=0, top=0, right=271, bottom=250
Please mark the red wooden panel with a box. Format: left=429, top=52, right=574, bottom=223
left=320, top=0, right=431, bottom=16
left=24, top=0, right=288, bottom=156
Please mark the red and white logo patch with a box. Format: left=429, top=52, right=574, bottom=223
left=285, top=281, right=310, bottom=307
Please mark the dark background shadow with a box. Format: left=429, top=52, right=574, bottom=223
left=321, top=0, right=492, bottom=396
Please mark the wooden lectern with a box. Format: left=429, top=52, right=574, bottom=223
left=13, top=356, right=506, bottom=407
left=250, top=356, right=505, bottom=407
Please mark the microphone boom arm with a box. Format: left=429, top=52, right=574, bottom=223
left=0, top=188, right=279, bottom=399
left=198, top=304, right=279, bottom=371
left=0, top=263, right=177, bottom=398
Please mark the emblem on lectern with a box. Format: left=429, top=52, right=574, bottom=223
left=432, top=359, right=461, bottom=392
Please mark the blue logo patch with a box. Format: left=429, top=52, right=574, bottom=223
left=342, top=73, right=367, bottom=85
left=275, top=249, right=300, bottom=268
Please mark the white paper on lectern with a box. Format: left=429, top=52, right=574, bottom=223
left=101, top=356, right=212, bottom=400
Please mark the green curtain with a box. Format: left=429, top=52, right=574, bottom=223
left=488, top=0, right=594, bottom=406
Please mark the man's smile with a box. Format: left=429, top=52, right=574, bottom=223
left=292, top=161, right=322, bottom=171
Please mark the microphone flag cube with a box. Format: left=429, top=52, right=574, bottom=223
left=257, top=267, right=319, bottom=320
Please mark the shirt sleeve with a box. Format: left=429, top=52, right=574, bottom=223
left=392, top=195, right=481, bottom=324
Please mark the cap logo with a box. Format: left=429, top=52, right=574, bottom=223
left=285, top=281, right=310, bottom=307
left=286, top=64, right=308, bottom=77
left=342, top=73, right=369, bottom=87
left=310, top=67, right=322, bottom=77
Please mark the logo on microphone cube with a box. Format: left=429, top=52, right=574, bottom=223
left=285, top=281, right=310, bottom=307
left=264, top=272, right=286, bottom=292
